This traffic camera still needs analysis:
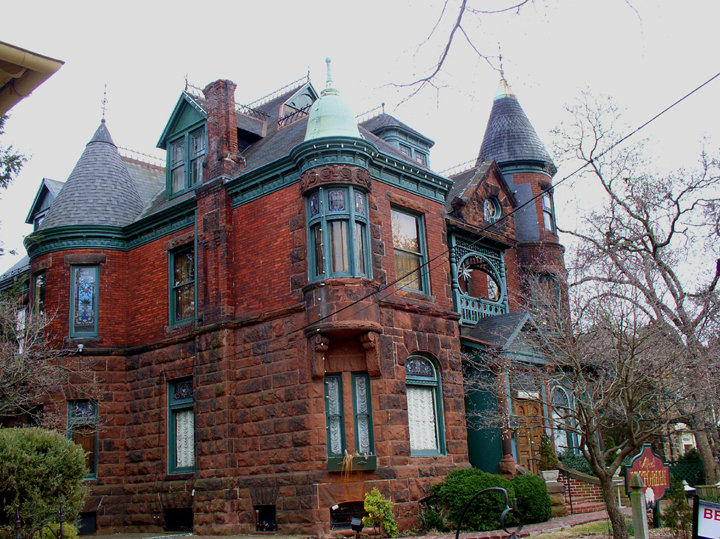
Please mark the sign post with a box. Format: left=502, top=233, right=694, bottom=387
left=624, top=444, right=671, bottom=527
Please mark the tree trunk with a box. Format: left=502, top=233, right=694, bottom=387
left=597, top=471, right=628, bottom=539
left=695, top=429, right=720, bottom=484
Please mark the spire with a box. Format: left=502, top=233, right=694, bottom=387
left=477, top=78, right=555, bottom=175
left=41, top=121, right=143, bottom=229
left=304, top=58, right=360, bottom=141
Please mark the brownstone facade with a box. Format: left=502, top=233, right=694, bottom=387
left=2, top=73, right=568, bottom=536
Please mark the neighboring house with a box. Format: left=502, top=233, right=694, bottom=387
left=0, top=65, right=568, bottom=536
left=0, top=40, right=63, bottom=114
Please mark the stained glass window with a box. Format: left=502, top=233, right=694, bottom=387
left=169, top=379, right=194, bottom=473
left=171, top=247, right=195, bottom=325
left=306, top=186, right=369, bottom=280
left=406, top=355, right=445, bottom=455
left=67, top=400, right=98, bottom=478
left=71, top=266, right=98, bottom=337
left=483, top=197, right=500, bottom=223
left=391, top=208, right=427, bottom=292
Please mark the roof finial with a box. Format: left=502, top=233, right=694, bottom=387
left=184, top=74, right=189, bottom=92
left=498, top=43, right=505, bottom=82
left=325, top=57, right=333, bottom=89
left=101, top=84, right=108, bottom=123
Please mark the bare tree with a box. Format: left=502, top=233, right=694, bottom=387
left=552, top=91, right=720, bottom=482
left=0, top=285, right=95, bottom=428
left=464, top=281, right=710, bottom=539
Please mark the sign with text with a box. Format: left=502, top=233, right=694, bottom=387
left=693, top=497, right=720, bottom=539
left=624, top=444, right=670, bottom=503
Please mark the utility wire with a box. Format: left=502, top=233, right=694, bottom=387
left=293, top=70, right=720, bottom=336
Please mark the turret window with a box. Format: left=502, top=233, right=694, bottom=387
left=542, top=192, right=555, bottom=232
left=307, top=186, right=370, bottom=281
left=70, top=266, right=99, bottom=338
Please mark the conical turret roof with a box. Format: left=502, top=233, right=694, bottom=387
left=41, top=121, right=144, bottom=228
left=477, top=79, right=556, bottom=175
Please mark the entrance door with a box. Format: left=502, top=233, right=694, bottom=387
left=514, top=399, right=544, bottom=473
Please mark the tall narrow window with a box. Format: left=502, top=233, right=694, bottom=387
left=405, top=355, right=444, bottom=456
left=68, top=400, right=98, bottom=478
left=70, top=266, right=99, bottom=338
left=169, top=380, right=194, bottom=474
left=324, top=373, right=374, bottom=458
left=170, top=247, right=195, bottom=325
left=324, top=374, right=345, bottom=458
left=542, top=192, right=555, bottom=232
left=32, top=272, right=45, bottom=319
left=306, top=186, right=370, bottom=280
left=391, top=208, right=427, bottom=292
left=169, top=126, right=206, bottom=195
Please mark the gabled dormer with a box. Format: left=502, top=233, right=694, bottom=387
left=360, top=113, right=434, bottom=166
left=157, top=92, right=207, bottom=197
left=25, top=178, right=64, bottom=231
left=278, top=82, right=318, bottom=125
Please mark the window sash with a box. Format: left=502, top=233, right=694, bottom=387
left=352, top=373, right=373, bottom=456
left=169, top=381, right=194, bottom=474
left=171, top=248, right=195, bottom=324
left=391, top=208, right=427, bottom=292
left=307, top=187, right=369, bottom=280
left=407, top=386, right=439, bottom=452
left=324, top=375, right=345, bottom=457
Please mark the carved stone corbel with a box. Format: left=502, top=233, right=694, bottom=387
left=309, top=332, right=329, bottom=379
left=360, top=331, right=380, bottom=377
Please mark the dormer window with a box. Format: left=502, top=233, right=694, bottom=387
left=398, top=143, right=427, bottom=166
left=169, top=126, right=206, bottom=195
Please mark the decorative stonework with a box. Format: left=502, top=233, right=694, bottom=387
left=309, top=332, right=329, bottom=379
left=299, top=165, right=372, bottom=195
left=360, top=331, right=380, bottom=377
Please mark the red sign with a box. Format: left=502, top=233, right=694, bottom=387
left=624, top=444, right=670, bottom=503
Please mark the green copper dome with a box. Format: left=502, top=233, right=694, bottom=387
left=304, top=58, right=360, bottom=141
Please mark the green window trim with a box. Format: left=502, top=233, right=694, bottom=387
left=169, top=246, right=195, bottom=326
left=324, top=373, right=375, bottom=461
left=307, top=186, right=371, bottom=281
left=406, top=355, right=446, bottom=457
left=391, top=207, right=429, bottom=293
left=167, top=124, right=206, bottom=197
left=67, top=400, right=98, bottom=479
left=542, top=191, right=556, bottom=233
left=69, top=265, right=99, bottom=338
left=168, top=379, right=195, bottom=474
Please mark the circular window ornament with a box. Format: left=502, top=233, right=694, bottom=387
left=483, top=197, right=501, bottom=223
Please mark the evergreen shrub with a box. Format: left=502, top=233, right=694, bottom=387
left=0, top=428, right=86, bottom=539
left=511, top=473, right=552, bottom=524
left=430, top=468, right=516, bottom=531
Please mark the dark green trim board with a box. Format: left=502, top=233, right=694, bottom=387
left=157, top=93, right=207, bottom=149
left=463, top=367, right=502, bottom=473
left=24, top=199, right=196, bottom=258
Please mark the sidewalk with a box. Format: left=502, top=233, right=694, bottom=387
left=92, top=508, right=628, bottom=539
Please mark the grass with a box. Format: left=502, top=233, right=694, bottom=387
left=529, top=520, right=615, bottom=538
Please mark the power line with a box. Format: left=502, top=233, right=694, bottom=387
left=292, top=70, right=720, bottom=336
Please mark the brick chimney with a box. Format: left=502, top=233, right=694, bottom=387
left=203, top=79, right=244, bottom=180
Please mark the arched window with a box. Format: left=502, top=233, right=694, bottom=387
left=483, top=196, right=501, bottom=223
left=551, top=386, right=573, bottom=454
left=405, top=355, right=445, bottom=456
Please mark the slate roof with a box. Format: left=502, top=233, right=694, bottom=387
left=477, top=94, right=556, bottom=174
left=360, top=113, right=434, bottom=146
left=41, top=121, right=144, bottom=229
left=121, top=157, right=165, bottom=207
left=463, top=311, right=530, bottom=347
left=0, top=255, right=30, bottom=289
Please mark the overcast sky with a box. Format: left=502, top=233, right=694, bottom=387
left=1, top=0, right=718, bottom=274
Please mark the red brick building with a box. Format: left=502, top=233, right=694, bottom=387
left=0, top=66, right=568, bottom=535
